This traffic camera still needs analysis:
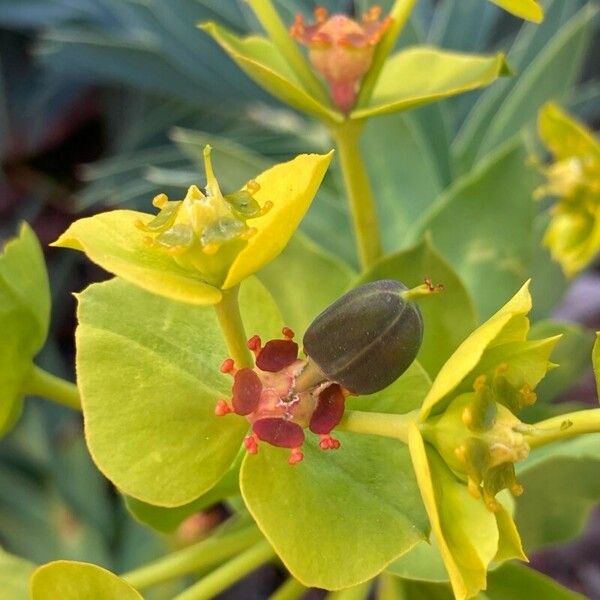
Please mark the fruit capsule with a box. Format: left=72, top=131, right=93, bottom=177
left=301, top=280, right=423, bottom=395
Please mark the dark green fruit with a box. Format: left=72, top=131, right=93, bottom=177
left=302, top=280, right=423, bottom=395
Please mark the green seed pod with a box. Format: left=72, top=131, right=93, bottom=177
left=302, top=280, right=424, bottom=395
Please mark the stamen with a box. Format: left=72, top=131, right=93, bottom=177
left=244, top=433, right=259, bottom=454
left=153, top=193, right=169, bottom=209
left=247, top=335, right=262, bottom=356
left=314, top=6, right=328, bottom=22
left=214, top=400, right=232, bottom=416
left=220, top=358, right=235, bottom=374
left=319, top=434, right=341, bottom=450
left=288, top=447, right=304, bottom=465
left=282, top=327, right=295, bottom=339
left=203, top=145, right=222, bottom=198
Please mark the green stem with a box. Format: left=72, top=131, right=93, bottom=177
left=525, top=407, right=600, bottom=449
left=331, top=120, right=383, bottom=269
left=214, top=286, right=253, bottom=368
left=246, top=0, right=330, bottom=105
left=269, top=577, right=308, bottom=600
left=336, top=409, right=419, bottom=444
left=22, top=365, right=81, bottom=411
left=121, top=526, right=262, bottom=591
left=357, top=0, right=417, bottom=107
left=172, top=540, right=275, bottom=600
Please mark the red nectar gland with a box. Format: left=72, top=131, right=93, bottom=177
left=215, top=327, right=347, bottom=464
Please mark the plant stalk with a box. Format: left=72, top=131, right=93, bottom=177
left=22, top=365, right=81, bottom=411
left=214, top=286, right=253, bottom=368
left=331, top=120, right=383, bottom=269
left=122, top=526, right=262, bottom=591
left=336, top=409, right=419, bottom=444
left=269, top=577, right=308, bottom=600
left=525, top=407, right=600, bottom=449
left=172, top=540, right=275, bottom=600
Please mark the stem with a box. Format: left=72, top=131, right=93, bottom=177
left=269, top=577, right=307, bottom=600
left=336, top=409, right=419, bottom=444
left=246, top=0, right=330, bottom=105
left=357, top=0, right=416, bottom=107
left=122, top=526, right=262, bottom=591
left=525, top=407, right=600, bottom=449
left=214, top=286, right=253, bottom=368
left=331, top=120, right=383, bottom=269
left=22, top=365, right=81, bottom=411
left=172, top=540, right=275, bottom=600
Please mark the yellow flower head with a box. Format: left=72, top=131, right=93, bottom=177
left=409, top=282, right=559, bottom=599
left=52, top=148, right=332, bottom=304
left=535, top=103, right=600, bottom=277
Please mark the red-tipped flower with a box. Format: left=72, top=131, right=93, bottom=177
left=290, top=6, right=392, bottom=113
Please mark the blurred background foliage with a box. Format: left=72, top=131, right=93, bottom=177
left=0, top=0, right=598, bottom=597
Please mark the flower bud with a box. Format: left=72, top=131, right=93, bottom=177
left=290, top=6, right=392, bottom=113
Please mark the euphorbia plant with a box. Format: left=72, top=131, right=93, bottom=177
left=2, top=1, right=600, bottom=600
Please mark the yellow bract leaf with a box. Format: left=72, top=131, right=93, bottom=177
left=420, top=281, right=532, bottom=420
left=539, top=103, right=600, bottom=161
left=52, top=210, right=223, bottom=305
left=408, top=424, right=498, bottom=600
left=224, top=151, right=334, bottom=288
left=489, top=0, right=544, bottom=23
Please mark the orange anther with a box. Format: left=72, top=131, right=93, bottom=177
left=220, top=358, right=235, bottom=374
left=214, top=400, right=232, bottom=416
left=282, top=327, right=295, bottom=339
left=288, top=447, right=304, bottom=464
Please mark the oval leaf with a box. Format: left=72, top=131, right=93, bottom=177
left=352, top=47, right=510, bottom=119
left=30, top=561, right=142, bottom=600
left=241, top=434, right=428, bottom=590
left=76, top=276, right=282, bottom=506
left=0, top=223, right=50, bottom=435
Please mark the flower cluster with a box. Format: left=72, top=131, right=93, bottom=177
left=215, top=327, right=346, bottom=464
left=535, top=103, right=600, bottom=277
left=136, top=146, right=271, bottom=287
left=409, top=281, right=559, bottom=600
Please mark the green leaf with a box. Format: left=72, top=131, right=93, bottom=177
left=0, top=223, right=50, bottom=435
left=125, top=456, right=241, bottom=533
left=52, top=210, right=223, bottom=306
left=516, top=434, right=600, bottom=550
left=489, top=0, right=544, bottom=23
left=352, top=48, right=510, bottom=119
left=485, top=562, right=584, bottom=599
left=201, top=22, right=341, bottom=123
left=0, top=548, right=34, bottom=600
left=528, top=320, right=593, bottom=413
left=241, top=433, right=428, bottom=590
left=386, top=536, right=449, bottom=583
left=411, top=138, right=537, bottom=320
left=349, top=359, right=431, bottom=415
left=356, top=236, right=477, bottom=377
left=393, top=562, right=583, bottom=599
left=30, top=561, right=142, bottom=600
left=76, top=276, right=282, bottom=507
left=473, top=4, right=596, bottom=162
left=257, top=232, right=355, bottom=336
left=361, top=112, right=444, bottom=249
